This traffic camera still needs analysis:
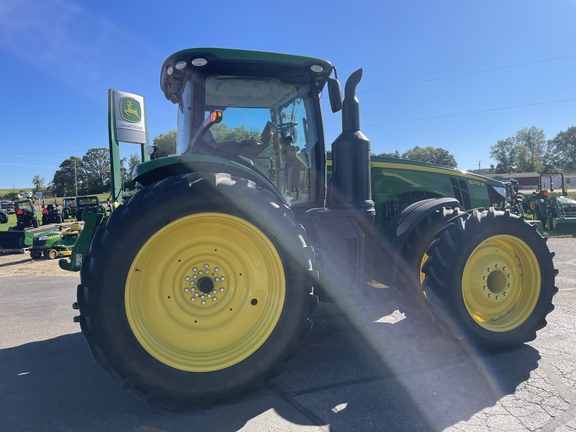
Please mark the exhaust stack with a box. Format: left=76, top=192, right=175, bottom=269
left=330, top=69, right=375, bottom=229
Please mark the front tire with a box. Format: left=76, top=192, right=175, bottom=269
left=77, top=173, right=317, bottom=407
left=423, top=208, right=557, bottom=348
left=44, top=249, right=58, bottom=259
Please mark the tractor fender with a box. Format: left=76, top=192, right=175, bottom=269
left=132, top=155, right=285, bottom=205
left=387, top=197, right=461, bottom=255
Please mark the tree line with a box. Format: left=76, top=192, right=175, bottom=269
left=489, top=125, right=576, bottom=174
left=33, top=123, right=576, bottom=197
left=34, top=131, right=177, bottom=197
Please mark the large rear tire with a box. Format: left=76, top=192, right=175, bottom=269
left=77, top=173, right=317, bottom=408
left=423, top=208, right=557, bottom=348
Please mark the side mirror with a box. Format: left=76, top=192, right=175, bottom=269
left=327, top=77, right=342, bottom=113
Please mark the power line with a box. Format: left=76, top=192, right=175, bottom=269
left=0, top=118, right=174, bottom=140
left=359, top=53, right=576, bottom=92
left=363, top=97, right=576, bottom=127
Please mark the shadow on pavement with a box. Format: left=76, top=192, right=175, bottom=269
left=271, top=288, right=542, bottom=431
left=0, top=288, right=541, bottom=431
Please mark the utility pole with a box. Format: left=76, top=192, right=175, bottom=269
left=74, top=160, right=78, bottom=197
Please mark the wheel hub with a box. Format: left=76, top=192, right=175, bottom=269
left=183, top=263, right=227, bottom=306
left=480, top=263, right=514, bottom=321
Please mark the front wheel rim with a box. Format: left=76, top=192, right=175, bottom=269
left=125, top=213, right=286, bottom=372
left=462, top=234, right=541, bottom=332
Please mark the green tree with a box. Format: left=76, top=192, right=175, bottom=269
left=541, top=139, right=560, bottom=173
left=490, top=138, right=517, bottom=173
left=211, top=124, right=260, bottom=142
left=32, top=175, right=45, bottom=192
left=375, top=150, right=401, bottom=158
left=549, top=126, right=576, bottom=172
left=52, top=156, right=84, bottom=196
left=401, top=146, right=457, bottom=168
left=515, top=126, right=545, bottom=172
left=123, top=154, right=141, bottom=190
left=153, top=130, right=177, bottom=157
left=82, top=148, right=111, bottom=193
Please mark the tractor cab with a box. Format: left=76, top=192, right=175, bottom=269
left=133, top=48, right=343, bottom=210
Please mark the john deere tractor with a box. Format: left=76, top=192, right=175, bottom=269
left=525, top=174, right=576, bottom=232
left=62, top=48, right=557, bottom=408
left=61, top=198, right=77, bottom=220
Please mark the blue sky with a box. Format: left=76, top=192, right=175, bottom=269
left=1, top=0, right=576, bottom=189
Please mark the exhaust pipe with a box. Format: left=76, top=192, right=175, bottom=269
left=330, top=69, right=375, bottom=229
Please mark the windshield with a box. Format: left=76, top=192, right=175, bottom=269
left=177, top=75, right=321, bottom=206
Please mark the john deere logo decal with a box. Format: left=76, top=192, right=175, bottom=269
left=120, top=97, right=141, bottom=123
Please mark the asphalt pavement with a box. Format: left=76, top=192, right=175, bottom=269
left=1, top=237, right=575, bottom=431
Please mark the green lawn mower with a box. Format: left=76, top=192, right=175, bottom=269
left=29, top=223, right=81, bottom=259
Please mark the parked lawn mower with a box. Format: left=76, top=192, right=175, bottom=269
left=29, top=223, right=82, bottom=259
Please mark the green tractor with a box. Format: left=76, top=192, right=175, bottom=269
left=75, top=196, right=100, bottom=221
left=29, top=223, right=81, bottom=259
left=525, top=174, right=576, bottom=232
left=61, top=198, right=78, bottom=220
left=61, top=48, right=557, bottom=408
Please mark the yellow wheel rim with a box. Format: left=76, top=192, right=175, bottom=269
left=419, top=252, right=429, bottom=285
left=462, top=234, right=540, bottom=332
left=125, top=213, right=286, bottom=372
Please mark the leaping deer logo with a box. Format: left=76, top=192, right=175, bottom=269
left=120, top=97, right=141, bottom=122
